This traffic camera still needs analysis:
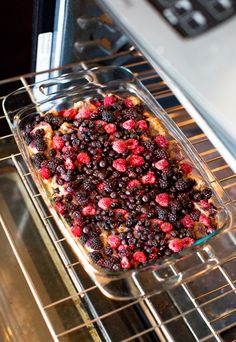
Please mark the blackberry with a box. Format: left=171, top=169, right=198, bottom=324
left=143, top=140, right=155, bottom=151
left=104, top=247, right=113, bottom=256
left=76, top=192, right=89, bottom=206
left=49, top=149, right=57, bottom=158
left=35, top=138, right=47, bottom=152
left=154, top=149, right=168, bottom=160
left=25, top=123, right=34, bottom=133
left=103, top=257, right=117, bottom=270
left=168, top=212, right=177, bottom=223
left=201, top=188, right=212, bottom=200
left=122, top=108, right=138, bottom=120
left=83, top=179, right=95, bottom=191
left=190, top=209, right=201, bottom=221
left=158, top=179, right=169, bottom=190
left=101, top=111, right=116, bottom=123
left=32, top=153, right=47, bottom=169
left=34, top=128, right=45, bottom=138
left=48, top=158, right=62, bottom=174
left=89, top=251, right=103, bottom=264
left=24, top=133, right=32, bottom=145
left=80, top=233, right=89, bottom=245
left=89, top=237, right=103, bottom=250
left=112, top=263, right=122, bottom=271
left=156, top=207, right=168, bottom=221
left=103, top=180, right=115, bottom=193
left=191, top=190, right=202, bottom=202
left=169, top=200, right=182, bottom=213
left=175, top=179, right=190, bottom=191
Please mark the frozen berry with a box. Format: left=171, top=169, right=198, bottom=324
left=112, top=159, right=127, bottom=172
left=82, top=205, right=96, bottom=216
left=155, top=135, right=168, bottom=148
left=199, top=214, right=211, bottom=227
left=127, top=179, right=141, bottom=188
left=154, top=159, right=169, bottom=170
left=98, top=198, right=114, bottom=210
left=137, top=120, right=148, bottom=130
left=126, top=138, right=138, bottom=150
left=71, top=225, right=82, bottom=237
left=112, top=140, right=126, bottom=153
left=181, top=214, right=194, bottom=229
left=133, top=146, right=145, bottom=155
left=63, top=108, right=78, bottom=118
left=104, top=95, right=116, bottom=107
left=121, top=256, right=131, bottom=269
left=65, top=158, right=74, bottom=170
left=77, top=152, right=91, bottom=164
left=104, top=123, right=117, bottom=134
left=123, top=119, right=136, bottom=130
left=108, top=235, right=121, bottom=249
left=89, top=237, right=103, bottom=250
left=160, top=222, right=173, bottom=232
left=56, top=202, right=65, bottom=214
left=97, top=182, right=104, bottom=191
left=181, top=237, right=195, bottom=248
left=169, top=239, right=183, bottom=252
left=155, top=193, right=169, bottom=207
left=133, top=251, right=147, bottom=263
left=128, top=155, right=145, bottom=167
left=124, top=98, right=133, bottom=108
left=95, top=120, right=106, bottom=129
left=77, top=108, right=91, bottom=119
left=180, top=163, right=193, bottom=175
left=52, top=136, right=64, bottom=150
left=40, top=166, right=51, bottom=179
left=200, top=200, right=210, bottom=209
left=142, top=171, right=156, bottom=184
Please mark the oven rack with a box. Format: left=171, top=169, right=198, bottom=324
left=1, top=48, right=236, bottom=342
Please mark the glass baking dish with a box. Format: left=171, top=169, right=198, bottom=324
left=3, top=66, right=235, bottom=300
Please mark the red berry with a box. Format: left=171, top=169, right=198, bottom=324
left=112, top=158, right=127, bottom=172
left=126, top=138, right=138, bottom=150
left=128, top=155, right=145, bottom=166
left=155, top=193, right=169, bottom=207
left=76, top=108, right=91, bottom=119
left=137, top=120, right=148, bottom=130
left=65, top=158, right=74, bottom=170
left=121, top=256, right=131, bottom=269
left=95, top=120, right=106, bottom=129
left=97, top=182, right=104, bottom=191
left=154, top=159, right=169, bottom=170
left=104, top=95, right=116, bottom=107
left=63, top=108, right=78, bottom=118
left=169, top=239, right=183, bottom=252
left=181, top=237, right=195, bottom=248
left=77, top=152, right=91, bottom=164
left=98, top=197, right=114, bottom=210
left=82, top=205, right=96, bottom=216
left=181, top=214, right=194, bottom=229
left=133, top=251, right=147, bottom=263
left=123, top=119, right=136, bottom=130
left=52, top=136, right=64, bottom=150
left=142, top=171, right=156, bottom=184
left=199, top=214, right=211, bottom=227
left=133, top=145, right=145, bottom=154
left=127, top=179, right=141, bottom=188
left=71, top=226, right=82, bottom=237
left=40, top=166, right=51, bottom=179
left=104, top=123, right=117, bottom=134
left=155, top=135, right=168, bottom=148
left=114, top=209, right=128, bottom=219
left=160, top=222, right=173, bottom=232
left=124, top=98, right=133, bottom=108
left=56, top=202, right=65, bottom=214
left=108, top=235, right=120, bottom=249
left=200, top=200, right=210, bottom=209
left=180, top=162, right=193, bottom=174
left=112, top=140, right=126, bottom=153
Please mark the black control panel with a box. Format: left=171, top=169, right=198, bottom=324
left=147, top=0, right=236, bottom=37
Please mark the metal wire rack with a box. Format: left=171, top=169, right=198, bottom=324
left=0, top=48, right=236, bottom=342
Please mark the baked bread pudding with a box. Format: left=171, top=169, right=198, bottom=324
left=22, top=94, right=217, bottom=271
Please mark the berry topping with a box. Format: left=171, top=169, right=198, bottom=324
left=128, top=155, right=145, bottom=166
left=181, top=237, right=195, bottom=248
left=137, top=120, right=148, bottom=130
left=121, top=256, right=131, bottom=269
left=133, top=145, right=145, bottom=154
left=155, top=135, right=168, bottom=148
left=98, top=197, right=115, bottom=210
left=77, top=108, right=91, bottom=119
left=108, top=235, right=121, bottom=249
left=104, top=95, right=116, bottom=107
left=63, top=108, right=78, bottom=118
left=127, top=179, right=141, bottom=188
left=154, top=159, right=169, bottom=170
left=65, top=158, right=74, bottom=170
left=71, top=226, right=82, bottom=237
left=40, top=166, right=51, bottom=179
left=180, top=162, right=193, bottom=175
left=181, top=214, right=194, bottom=229
left=123, top=119, right=136, bottom=130
left=124, top=98, right=133, bottom=108
left=169, top=239, right=183, bottom=252
left=200, top=200, right=210, bottom=209
left=141, top=171, right=156, bottom=184
left=89, top=237, right=103, bottom=250
left=126, top=138, right=139, bottom=150
left=82, top=205, right=96, bottom=216
left=160, top=222, right=173, bottom=233
left=77, top=152, right=91, bottom=164
left=199, top=214, right=211, bottom=227
left=56, top=202, right=65, bottom=214
left=104, top=123, right=117, bottom=133
left=155, top=193, right=169, bottom=207
left=112, top=140, right=127, bottom=154
left=133, top=251, right=147, bottom=263
left=52, top=135, right=65, bottom=150
left=112, top=158, right=127, bottom=172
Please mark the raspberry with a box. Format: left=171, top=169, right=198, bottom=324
left=133, top=146, right=145, bottom=154
left=126, top=139, right=138, bottom=150
left=112, top=159, right=127, bottom=172
left=77, top=152, right=91, bottom=164
left=133, top=251, right=147, bottom=263
left=114, top=209, right=128, bottom=219
left=76, top=108, right=91, bottom=119
left=180, top=162, right=193, bottom=175
left=181, top=214, right=194, bottom=229
left=82, top=205, right=96, bottom=216
left=97, top=182, right=104, bottom=191
left=112, top=140, right=126, bottom=153
left=155, top=193, right=169, bottom=207
left=121, top=257, right=131, bottom=269
left=104, top=95, right=116, bottom=107
left=128, top=155, right=145, bottom=166
left=160, top=222, right=173, bottom=232
left=199, top=214, right=211, bottom=227
left=40, top=166, right=51, bottom=179
left=104, top=123, right=117, bottom=134
left=65, top=158, right=74, bottom=170
left=71, top=225, right=82, bottom=237
left=108, top=235, right=121, bottom=249
left=142, top=171, right=156, bottom=184
left=63, top=108, right=78, bottom=118
left=127, top=179, right=141, bottom=188
left=52, top=136, right=64, bottom=150
left=181, top=237, right=195, bottom=248
left=154, top=159, right=169, bottom=170
left=89, top=237, right=103, bottom=250
left=169, top=239, right=183, bottom=252
left=155, top=135, right=168, bottom=148
left=137, top=120, right=148, bottom=130
left=124, top=98, right=133, bottom=108
left=123, top=119, right=136, bottom=130
left=98, top=197, right=114, bottom=210
left=200, top=200, right=210, bottom=209
left=56, top=202, right=65, bottom=214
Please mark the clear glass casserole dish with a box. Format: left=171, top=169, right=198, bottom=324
left=3, top=66, right=235, bottom=300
